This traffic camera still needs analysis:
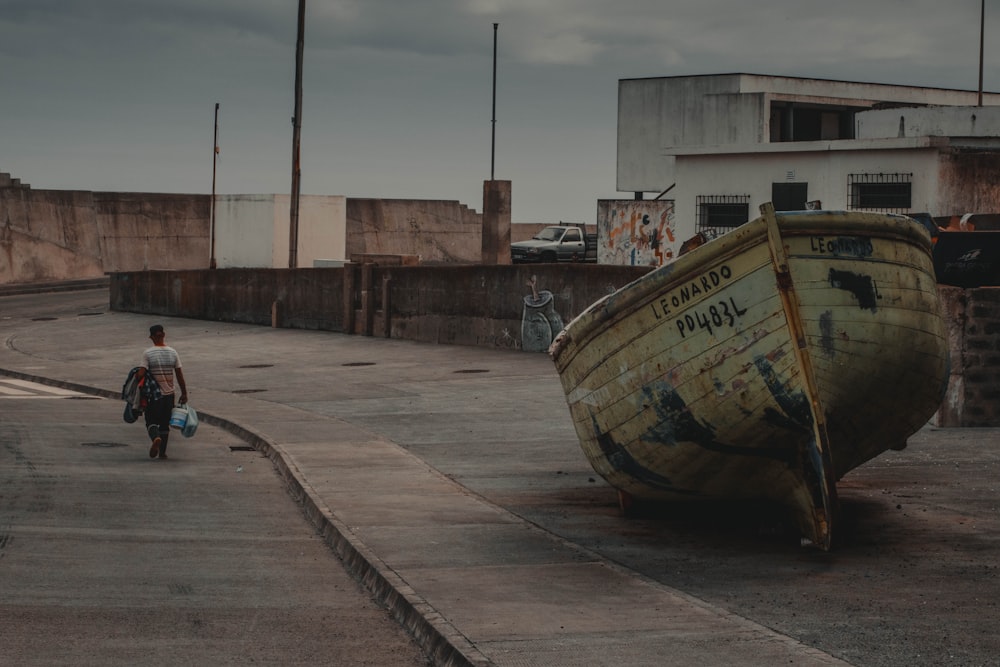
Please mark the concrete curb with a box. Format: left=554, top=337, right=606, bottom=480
left=0, top=367, right=491, bottom=667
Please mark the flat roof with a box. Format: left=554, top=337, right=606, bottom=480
left=617, top=72, right=998, bottom=96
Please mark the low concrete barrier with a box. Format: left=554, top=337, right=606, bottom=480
left=109, top=269, right=999, bottom=426
left=110, top=264, right=651, bottom=351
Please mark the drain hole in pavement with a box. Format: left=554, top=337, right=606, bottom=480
left=81, top=442, right=129, bottom=448
left=342, top=362, right=376, bottom=367
left=77, top=312, right=104, bottom=317
left=229, top=446, right=256, bottom=452
left=454, top=369, right=490, bottom=374
left=31, top=317, right=57, bottom=321
left=239, top=364, right=273, bottom=369
left=66, top=396, right=101, bottom=400
left=232, top=388, right=267, bottom=394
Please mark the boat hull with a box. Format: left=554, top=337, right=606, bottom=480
left=549, top=207, right=949, bottom=548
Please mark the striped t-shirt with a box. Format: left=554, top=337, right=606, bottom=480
left=142, top=345, right=182, bottom=396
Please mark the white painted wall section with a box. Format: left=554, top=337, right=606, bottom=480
left=214, top=194, right=347, bottom=268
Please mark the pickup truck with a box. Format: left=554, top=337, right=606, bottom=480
left=511, top=224, right=598, bottom=263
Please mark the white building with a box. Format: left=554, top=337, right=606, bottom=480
left=601, top=73, right=1000, bottom=266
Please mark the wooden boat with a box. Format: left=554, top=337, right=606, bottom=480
left=549, top=203, right=949, bottom=549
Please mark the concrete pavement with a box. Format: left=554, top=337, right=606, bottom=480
left=3, top=288, right=998, bottom=666
left=0, top=389, right=430, bottom=666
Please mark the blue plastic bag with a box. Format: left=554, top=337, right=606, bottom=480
left=181, top=404, right=199, bottom=438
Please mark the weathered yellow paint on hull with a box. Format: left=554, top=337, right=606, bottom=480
left=549, top=206, right=949, bottom=549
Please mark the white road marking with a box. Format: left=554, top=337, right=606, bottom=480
left=0, top=385, right=34, bottom=396
left=0, top=379, right=98, bottom=399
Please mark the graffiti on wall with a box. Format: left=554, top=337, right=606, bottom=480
left=597, top=200, right=678, bottom=267
left=521, top=276, right=565, bottom=353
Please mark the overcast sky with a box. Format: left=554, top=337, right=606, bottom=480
left=2, top=0, right=998, bottom=224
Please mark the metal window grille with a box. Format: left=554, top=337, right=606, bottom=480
left=847, top=173, right=912, bottom=212
left=696, top=195, right=751, bottom=235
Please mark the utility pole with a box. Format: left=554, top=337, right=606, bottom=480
left=210, top=102, right=219, bottom=269
left=491, top=22, right=498, bottom=181
left=289, top=0, right=306, bottom=268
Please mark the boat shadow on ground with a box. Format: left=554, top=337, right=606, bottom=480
left=534, top=483, right=913, bottom=555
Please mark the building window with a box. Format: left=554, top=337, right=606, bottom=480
left=769, top=103, right=858, bottom=142
left=696, top=195, right=750, bottom=235
left=848, top=173, right=912, bottom=212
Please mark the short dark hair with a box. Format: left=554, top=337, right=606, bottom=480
left=149, top=324, right=164, bottom=337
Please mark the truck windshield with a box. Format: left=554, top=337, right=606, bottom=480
left=533, top=227, right=565, bottom=241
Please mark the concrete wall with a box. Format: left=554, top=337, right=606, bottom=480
left=214, top=194, right=347, bottom=268
left=213, top=195, right=273, bottom=268
left=618, top=74, right=747, bottom=191
left=346, top=198, right=482, bottom=264
left=857, top=106, right=1000, bottom=140
left=0, top=186, right=489, bottom=285
left=0, top=172, right=29, bottom=188
left=378, top=264, right=639, bottom=349
left=0, top=187, right=210, bottom=284
left=95, top=192, right=209, bottom=272
left=1, top=188, right=104, bottom=283
left=481, top=180, right=511, bottom=265
left=110, top=264, right=650, bottom=351
left=111, top=268, right=347, bottom=331
left=937, top=152, right=1000, bottom=216
left=937, top=286, right=1000, bottom=427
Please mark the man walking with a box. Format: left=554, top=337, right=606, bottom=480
left=137, top=324, right=188, bottom=459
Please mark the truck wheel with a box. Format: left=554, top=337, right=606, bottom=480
left=541, top=251, right=557, bottom=263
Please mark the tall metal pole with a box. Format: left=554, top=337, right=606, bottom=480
left=210, top=102, right=219, bottom=269
left=491, top=22, right=498, bottom=181
left=978, top=0, right=985, bottom=107
left=289, top=0, right=306, bottom=268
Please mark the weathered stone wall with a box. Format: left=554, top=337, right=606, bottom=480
left=936, top=286, right=1000, bottom=427
left=346, top=198, right=483, bottom=264
left=1, top=188, right=490, bottom=285
left=0, top=187, right=210, bottom=284
left=0, top=188, right=105, bottom=283
left=94, top=192, right=210, bottom=272
left=481, top=180, right=511, bottom=265
left=937, top=152, right=1000, bottom=216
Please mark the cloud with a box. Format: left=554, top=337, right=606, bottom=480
left=1, top=0, right=997, bottom=226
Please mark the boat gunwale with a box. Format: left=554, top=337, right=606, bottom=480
left=550, top=210, right=934, bottom=369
